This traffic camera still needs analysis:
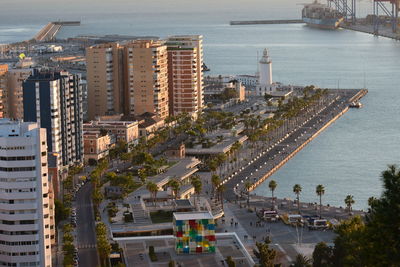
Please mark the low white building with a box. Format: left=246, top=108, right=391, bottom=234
left=235, top=74, right=258, bottom=87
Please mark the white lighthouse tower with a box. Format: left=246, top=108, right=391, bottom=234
left=257, top=48, right=274, bottom=96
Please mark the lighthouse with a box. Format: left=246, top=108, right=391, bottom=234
left=257, top=48, right=274, bottom=96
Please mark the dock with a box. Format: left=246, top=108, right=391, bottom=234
left=223, top=89, right=368, bottom=200
left=229, top=18, right=400, bottom=40
left=341, top=23, right=400, bottom=41
left=33, top=21, right=81, bottom=42
left=230, top=19, right=304, bottom=25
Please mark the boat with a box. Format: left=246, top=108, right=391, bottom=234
left=302, top=1, right=344, bottom=30
left=202, top=63, right=210, bottom=72
left=349, top=101, right=363, bottom=108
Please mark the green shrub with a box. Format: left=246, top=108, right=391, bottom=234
left=226, top=256, right=236, bottom=267
left=149, top=246, right=155, bottom=254
left=149, top=246, right=157, bottom=262
left=123, top=212, right=133, bottom=223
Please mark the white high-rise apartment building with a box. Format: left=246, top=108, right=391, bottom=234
left=0, top=119, right=53, bottom=267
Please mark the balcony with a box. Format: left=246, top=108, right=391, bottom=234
left=0, top=192, right=37, bottom=200
left=0, top=253, right=40, bottom=264
left=0, top=233, right=39, bottom=242
left=0, top=203, right=37, bottom=211
left=0, top=213, right=38, bottom=221
left=0, top=223, right=39, bottom=232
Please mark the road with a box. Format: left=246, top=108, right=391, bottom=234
left=223, top=90, right=361, bottom=200
left=76, top=182, right=98, bottom=267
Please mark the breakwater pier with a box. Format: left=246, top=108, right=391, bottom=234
left=33, top=21, right=80, bottom=42
left=223, top=89, right=368, bottom=200
left=230, top=19, right=304, bottom=25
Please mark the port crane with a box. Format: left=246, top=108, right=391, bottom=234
left=328, top=0, right=399, bottom=33
left=372, top=0, right=400, bottom=33
left=327, top=0, right=357, bottom=24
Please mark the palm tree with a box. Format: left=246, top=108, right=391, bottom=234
left=191, top=175, right=202, bottom=207
left=168, top=179, right=181, bottom=200
left=216, top=184, right=226, bottom=210
left=344, top=195, right=355, bottom=215
left=244, top=181, right=252, bottom=208
left=293, top=184, right=302, bottom=214
left=215, top=153, right=227, bottom=177
left=292, top=254, right=312, bottom=267
left=316, top=184, right=325, bottom=219
left=146, top=182, right=158, bottom=206
left=138, top=168, right=147, bottom=183
left=269, top=180, right=277, bottom=210
left=208, top=159, right=218, bottom=175
left=211, top=174, right=220, bottom=196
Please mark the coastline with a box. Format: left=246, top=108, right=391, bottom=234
left=224, top=89, right=368, bottom=198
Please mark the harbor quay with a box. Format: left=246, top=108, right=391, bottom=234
left=222, top=89, right=368, bottom=200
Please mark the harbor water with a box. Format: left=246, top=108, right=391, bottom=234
left=1, top=0, right=400, bottom=209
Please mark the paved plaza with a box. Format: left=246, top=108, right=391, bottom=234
left=116, top=233, right=254, bottom=267
left=216, top=202, right=337, bottom=265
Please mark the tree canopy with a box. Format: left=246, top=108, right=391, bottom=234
left=313, top=165, right=400, bottom=267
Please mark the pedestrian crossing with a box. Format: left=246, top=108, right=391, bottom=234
left=76, top=244, right=97, bottom=249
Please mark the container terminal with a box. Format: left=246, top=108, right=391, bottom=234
left=230, top=0, right=400, bottom=40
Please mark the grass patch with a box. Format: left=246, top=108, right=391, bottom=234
left=167, top=161, right=178, bottom=168
left=150, top=210, right=174, bottom=224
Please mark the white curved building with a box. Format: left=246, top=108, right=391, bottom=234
left=0, top=120, right=53, bottom=267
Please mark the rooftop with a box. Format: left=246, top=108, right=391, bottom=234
left=84, top=120, right=138, bottom=129
left=0, top=119, right=39, bottom=138
left=152, top=157, right=200, bottom=187
left=174, top=199, right=193, bottom=207
left=173, top=211, right=214, bottom=221
left=186, top=135, right=247, bottom=155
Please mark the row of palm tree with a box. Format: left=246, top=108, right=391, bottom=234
left=254, top=180, right=356, bottom=218
left=241, top=88, right=329, bottom=157
left=200, top=89, right=329, bottom=189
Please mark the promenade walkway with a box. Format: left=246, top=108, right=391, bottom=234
left=223, top=89, right=367, bottom=200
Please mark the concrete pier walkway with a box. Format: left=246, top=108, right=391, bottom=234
left=230, top=19, right=304, bottom=25
left=223, top=89, right=368, bottom=200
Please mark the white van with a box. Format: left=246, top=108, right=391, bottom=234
left=308, top=219, right=328, bottom=230
left=288, top=214, right=304, bottom=224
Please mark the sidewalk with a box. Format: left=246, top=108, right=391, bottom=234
left=216, top=203, right=256, bottom=259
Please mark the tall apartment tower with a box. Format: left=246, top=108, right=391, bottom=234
left=0, top=65, right=8, bottom=118
left=166, top=35, right=204, bottom=118
left=22, top=70, right=83, bottom=168
left=86, top=43, right=124, bottom=120
left=123, top=40, right=169, bottom=119
left=6, top=68, right=32, bottom=120
left=0, top=119, right=53, bottom=267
